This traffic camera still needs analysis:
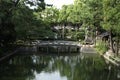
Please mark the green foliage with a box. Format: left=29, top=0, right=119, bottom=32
left=58, top=5, right=68, bottom=24
left=102, top=0, right=120, bottom=32
left=57, top=0, right=104, bottom=41
left=67, top=29, right=85, bottom=41
left=95, top=40, right=108, bottom=54
left=0, top=0, right=46, bottom=47
left=41, top=7, right=59, bottom=24
left=102, top=0, right=120, bottom=53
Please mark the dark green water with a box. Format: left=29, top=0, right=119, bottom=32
left=0, top=52, right=120, bottom=80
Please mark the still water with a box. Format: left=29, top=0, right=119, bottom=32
left=0, top=52, right=120, bottom=80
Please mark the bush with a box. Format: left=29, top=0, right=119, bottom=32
left=95, top=40, right=108, bottom=55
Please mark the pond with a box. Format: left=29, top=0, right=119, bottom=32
left=0, top=51, right=120, bottom=80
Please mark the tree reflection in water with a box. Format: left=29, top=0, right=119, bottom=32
left=0, top=53, right=120, bottom=80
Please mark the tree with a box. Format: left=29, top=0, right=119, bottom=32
left=40, top=7, right=59, bottom=24
left=85, top=0, right=103, bottom=44
left=0, top=0, right=20, bottom=46
left=0, top=0, right=46, bottom=46
left=102, top=0, right=120, bottom=54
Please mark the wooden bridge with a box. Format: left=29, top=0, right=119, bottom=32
left=34, top=41, right=82, bottom=53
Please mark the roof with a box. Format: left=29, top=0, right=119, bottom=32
left=99, top=32, right=109, bottom=37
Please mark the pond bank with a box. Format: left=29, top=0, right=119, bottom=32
left=0, top=48, right=20, bottom=62
left=81, top=44, right=120, bottom=66
left=103, top=50, right=120, bottom=66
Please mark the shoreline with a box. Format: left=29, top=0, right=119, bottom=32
left=103, top=50, right=120, bottom=66
left=81, top=44, right=120, bottom=66
left=0, top=48, right=19, bottom=62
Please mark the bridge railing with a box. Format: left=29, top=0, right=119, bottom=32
left=35, top=41, right=81, bottom=47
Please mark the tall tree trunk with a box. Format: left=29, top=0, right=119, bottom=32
left=94, top=27, right=97, bottom=46
left=62, top=25, right=65, bottom=40
left=109, top=30, right=115, bottom=53
left=115, top=36, right=119, bottom=56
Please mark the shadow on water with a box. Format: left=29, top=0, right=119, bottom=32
left=0, top=46, right=120, bottom=80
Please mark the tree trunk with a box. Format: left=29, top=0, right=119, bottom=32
left=94, top=28, right=97, bottom=46
left=109, top=30, right=115, bottom=53
left=62, top=25, right=65, bottom=40
left=115, top=36, right=119, bottom=56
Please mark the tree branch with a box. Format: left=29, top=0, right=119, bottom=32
left=14, top=0, right=20, bottom=7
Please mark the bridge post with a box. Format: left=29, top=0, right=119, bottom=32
left=77, top=47, right=80, bottom=52
left=68, top=47, right=71, bottom=54
left=57, top=47, right=60, bottom=55
left=47, top=46, right=49, bottom=54
left=37, top=46, right=39, bottom=51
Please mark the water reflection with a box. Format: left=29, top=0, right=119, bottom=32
left=0, top=53, right=120, bottom=80
left=35, top=71, right=67, bottom=80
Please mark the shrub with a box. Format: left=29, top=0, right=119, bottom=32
left=67, top=30, right=85, bottom=41
left=95, top=40, right=109, bottom=55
